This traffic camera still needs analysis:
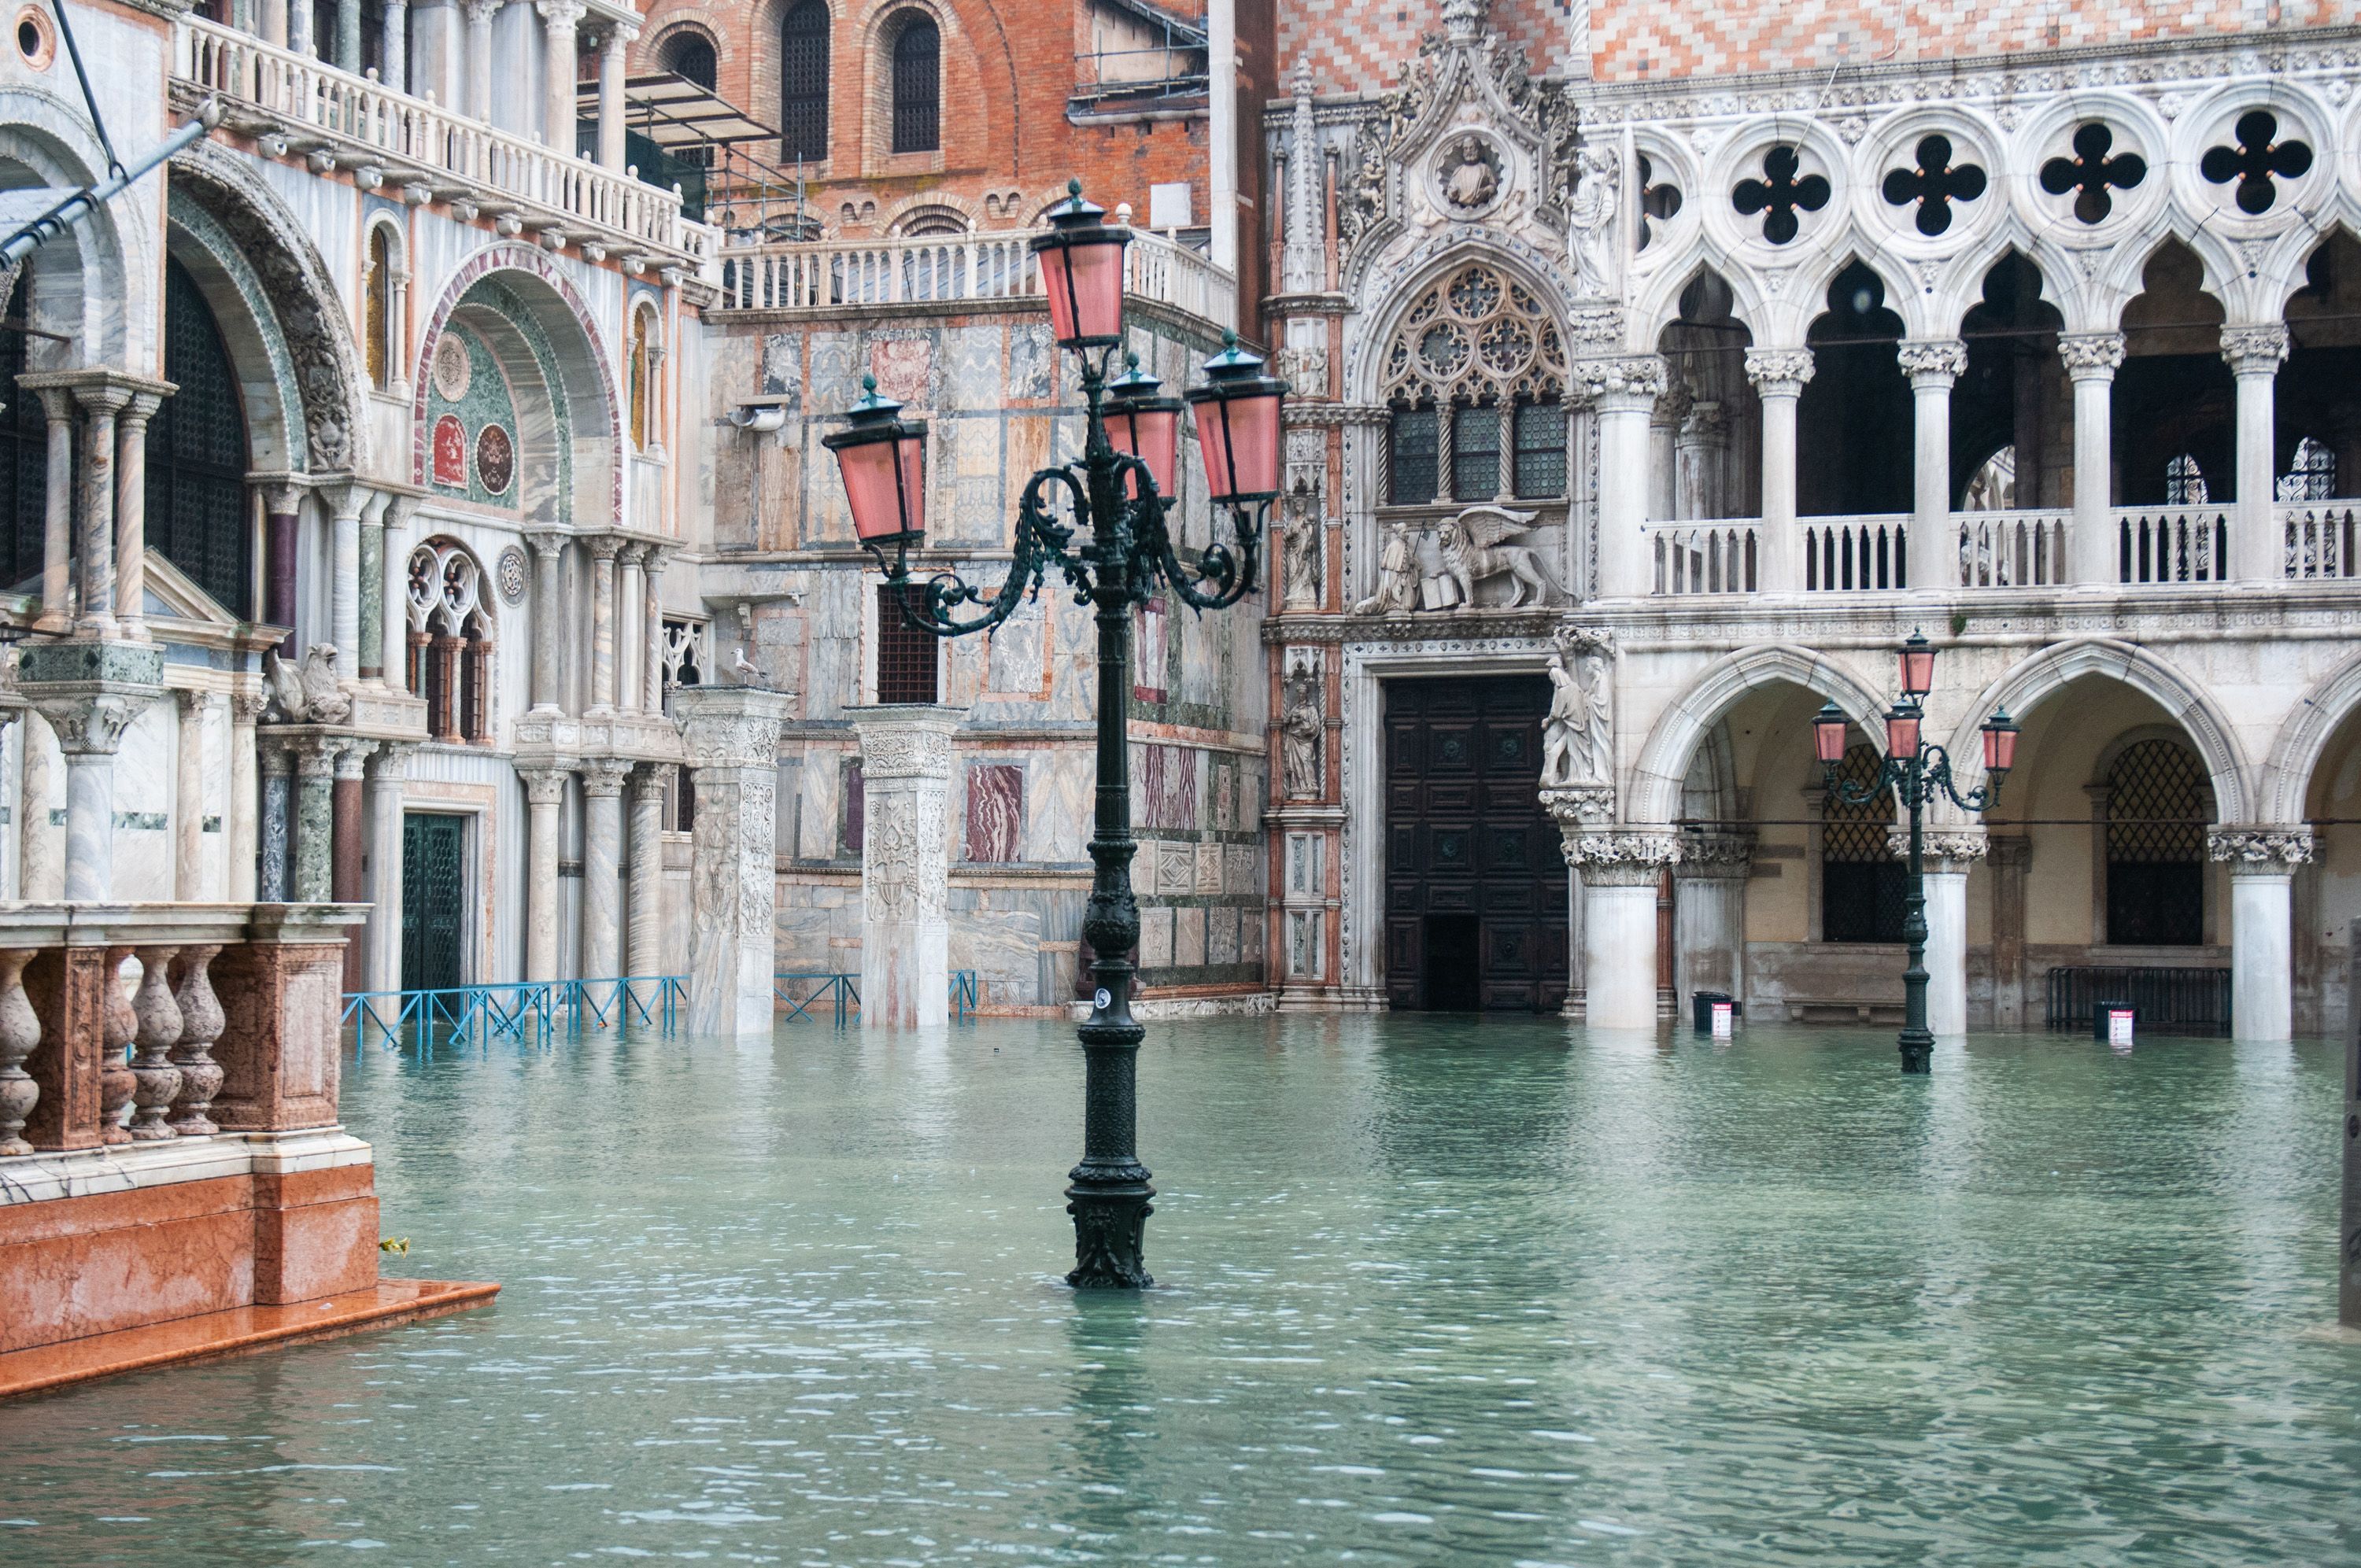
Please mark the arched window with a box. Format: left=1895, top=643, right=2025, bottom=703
left=1960, top=445, right=2016, bottom=511
left=627, top=304, right=652, bottom=452
left=2104, top=738, right=2208, bottom=946
left=2278, top=435, right=2335, bottom=501
left=0, top=269, right=50, bottom=593
left=406, top=540, right=495, bottom=743
left=2165, top=453, right=2209, bottom=505
left=663, top=31, right=718, bottom=90
left=1822, top=743, right=1905, bottom=943
left=1380, top=264, right=1567, bottom=505
left=364, top=224, right=393, bottom=390
left=147, top=257, right=251, bottom=616
left=780, top=0, right=829, bottom=164
left=890, top=14, right=939, bottom=154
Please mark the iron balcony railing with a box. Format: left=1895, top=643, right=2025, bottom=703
left=342, top=976, right=686, bottom=1052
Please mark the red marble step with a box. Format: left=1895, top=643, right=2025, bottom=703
left=0, top=1277, right=499, bottom=1400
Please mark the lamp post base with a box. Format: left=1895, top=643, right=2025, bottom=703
left=1066, top=1175, right=1155, bottom=1289
left=1898, top=1030, right=1934, bottom=1075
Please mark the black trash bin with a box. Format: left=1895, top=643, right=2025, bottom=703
left=1692, top=991, right=1737, bottom=1035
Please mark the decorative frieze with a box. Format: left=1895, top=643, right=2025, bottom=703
left=2207, top=826, right=2315, bottom=865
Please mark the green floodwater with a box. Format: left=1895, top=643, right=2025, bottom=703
left=4, top=1016, right=2359, bottom=1566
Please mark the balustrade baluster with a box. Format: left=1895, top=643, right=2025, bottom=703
left=168, top=943, right=226, bottom=1138
left=100, top=946, right=135, bottom=1146
left=0, top=947, right=39, bottom=1156
left=127, top=946, right=183, bottom=1142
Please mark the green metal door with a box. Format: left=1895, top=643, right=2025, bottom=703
left=401, top=814, right=466, bottom=993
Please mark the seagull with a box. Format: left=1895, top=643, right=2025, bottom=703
left=731, top=649, right=763, bottom=683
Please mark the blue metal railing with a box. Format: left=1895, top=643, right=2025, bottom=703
left=342, top=976, right=686, bottom=1053
left=774, top=971, right=978, bottom=1024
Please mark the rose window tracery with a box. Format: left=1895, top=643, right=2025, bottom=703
left=1382, top=264, right=1567, bottom=407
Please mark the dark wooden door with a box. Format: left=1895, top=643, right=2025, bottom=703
left=401, top=813, right=466, bottom=993
left=1384, top=677, right=1567, bottom=1013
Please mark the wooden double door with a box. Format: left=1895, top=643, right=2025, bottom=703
left=1384, top=677, right=1568, bottom=1013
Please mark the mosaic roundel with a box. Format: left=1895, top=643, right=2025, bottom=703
left=430, top=332, right=472, bottom=400
left=475, top=422, right=515, bottom=496
left=495, top=545, right=529, bottom=605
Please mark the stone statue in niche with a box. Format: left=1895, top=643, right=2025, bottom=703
left=1281, top=503, right=1322, bottom=608
left=1280, top=659, right=1324, bottom=799
left=1438, top=504, right=1567, bottom=607
left=1567, top=145, right=1622, bottom=297
left=1442, top=135, right=1501, bottom=213
left=1543, top=626, right=1615, bottom=787
left=1350, top=518, right=1422, bottom=615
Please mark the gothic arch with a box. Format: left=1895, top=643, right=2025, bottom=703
left=2259, top=646, right=2361, bottom=826
left=1347, top=239, right=1571, bottom=406
left=163, top=186, right=305, bottom=475
left=1628, top=644, right=1893, bottom=825
left=1942, top=637, right=2253, bottom=822
left=0, top=85, right=137, bottom=369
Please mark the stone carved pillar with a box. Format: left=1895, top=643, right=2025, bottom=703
left=528, top=532, right=565, bottom=714
left=333, top=742, right=369, bottom=988
left=323, top=482, right=365, bottom=681
left=1543, top=787, right=1678, bottom=1031
left=167, top=944, right=225, bottom=1137
left=21, top=640, right=164, bottom=903
left=852, top=706, right=960, bottom=1030
left=597, top=22, right=635, bottom=170
left=617, top=547, right=645, bottom=713
left=113, top=388, right=167, bottom=642
left=127, top=946, right=183, bottom=1142
left=230, top=690, right=265, bottom=902
left=258, top=734, right=294, bottom=902
left=578, top=759, right=630, bottom=982
left=262, top=481, right=301, bottom=656
left=1576, top=356, right=1667, bottom=599
left=521, top=767, right=569, bottom=981
left=588, top=535, right=621, bottom=714
left=1746, top=348, right=1813, bottom=591
left=175, top=689, right=215, bottom=900
left=2222, top=325, right=2290, bottom=583
left=2060, top=333, right=2124, bottom=585
left=626, top=764, right=667, bottom=981
left=463, top=0, right=500, bottom=121
left=1673, top=399, right=1726, bottom=522
left=2211, top=827, right=2312, bottom=1042
left=1672, top=831, right=1753, bottom=1015
left=1894, top=826, right=1986, bottom=1036
left=537, top=0, right=586, bottom=152
left=71, top=382, right=130, bottom=634
left=292, top=739, right=339, bottom=903
left=364, top=747, right=409, bottom=994
left=1988, top=836, right=2031, bottom=1031
left=675, top=687, right=795, bottom=1037
left=358, top=493, right=387, bottom=682
left=32, top=389, right=72, bottom=633
left=641, top=550, right=667, bottom=714
left=1897, top=340, right=1966, bottom=579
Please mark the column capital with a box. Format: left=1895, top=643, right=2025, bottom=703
left=2059, top=332, right=2126, bottom=380
left=333, top=740, right=373, bottom=781
left=2208, top=825, right=2314, bottom=869
left=627, top=762, right=671, bottom=802
left=174, top=686, right=221, bottom=720
left=519, top=766, right=570, bottom=806
left=1744, top=346, right=1814, bottom=395
left=851, top=704, right=965, bottom=781
left=1571, top=353, right=1667, bottom=411
left=291, top=736, right=344, bottom=779
left=26, top=688, right=151, bottom=757
left=578, top=758, right=632, bottom=797
left=526, top=529, right=568, bottom=561
left=1896, top=338, right=1968, bottom=387
left=1558, top=828, right=1682, bottom=886
left=230, top=687, right=271, bottom=726
left=676, top=686, right=796, bottom=771
left=462, top=0, right=502, bottom=21
left=1539, top=782, right=1615, bottom=829
left=535, top=0, right=586, bottom=27
left=316, top=479, right=370, bottom=522
left=587, top=533, right=625, bottom=563
left=365, top=741, right=413, bottom=782
left=1675, top=828, right=1755, bottom=879
left=2219, top=323, right=2291, bottom=376
left=16, top=367, right=170, bottom=417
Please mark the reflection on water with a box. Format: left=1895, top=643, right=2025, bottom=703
left=5, top=1016, right=2359, bottom=1565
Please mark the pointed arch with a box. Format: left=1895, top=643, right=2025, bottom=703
left=2260, top=646, right=2361, bottom=827
left=1347, top=237, right=1572, bottom=406
left=1628, top=644, right=1893, bottom=825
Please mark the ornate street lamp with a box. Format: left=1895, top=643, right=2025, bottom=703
left=823, top=181, right=1284, bottom=1289
left=1812, top=631, right=2016, bottom=1075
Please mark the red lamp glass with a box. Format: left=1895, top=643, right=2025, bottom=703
left=1886, top=702, right=1923, bottom=760
left=1030, top=180, right=1130, bottom=349
left=1981, top=705, right=2019, bottom=777
left=1184, top=330, right=1289, bottom=504
left=1812, top=702, right=1849, bottom=766
left=1898, top=629, right=1935, bottom=700
left=1103, top=352, right=1184, bottom=500
left=821, top=374, right=927, bottom=547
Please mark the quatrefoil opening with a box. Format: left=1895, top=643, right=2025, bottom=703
left=1879, top=135, right=1986, bottom=237
left=2200, top=109, right=2314, bottom=216
left=1732, top=145, right=1829, bottom=245
left=2038, top=123, right=2145, bottom=225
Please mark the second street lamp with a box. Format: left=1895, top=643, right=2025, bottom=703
left=822, top=183, right=1284, bottom=1288
left=1813, top=632, right=2017, bottom=1075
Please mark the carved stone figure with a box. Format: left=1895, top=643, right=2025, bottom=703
left=1281, top=500, right=1321, bottom=608
left=1543, top=654, right=1583, bottom=787
left=1543, top=646, right=1613, bottom=786
left=1443, top=136, right=1499, bottom=212
left=1439, top=505, right=1565, bottom=607
left=1280, top=661, right=1323, bottom=799
left=1351, top=518, right=1421, bottom=615
left=261, top=644, right=352, bottom=725
left=1568, top=145, right=1621, bottom=297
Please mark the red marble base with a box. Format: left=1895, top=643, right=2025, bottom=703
left=0, top=1278, right=500, bottom=1400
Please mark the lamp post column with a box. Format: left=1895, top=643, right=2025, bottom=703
left=1897, top=823, right=1985, bottom=1038
left=1896, top=761, right=1934, bottom=1074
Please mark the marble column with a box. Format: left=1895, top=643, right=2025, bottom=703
left=381, top=501, right=415, bottom=692
left=2212, top=828, right=2311, bottom=1042
left=288, top=0, right=313, bottom=57
left=597, top=23, right=634, bottom=171
left=675, top=687, right=796, bottom=1036
left=260, top=481, right=302, bottom=656
left=113, top=388, right=165, bottom=642
left=334, top=743, right=369, bottom=988
left=381, top=0, right=409, bottom=91
left=52, top=725, right=120, bottom=902
left=72, top=382, right=129, bottom=636
left=364, top=746, right=408, bottom=994
left=258, top=736, right=292, bottom=901
left=21, top=642, right=164, bottom=903
left=528, top=532, right=565, bottom=714
left=578, top=759, right=629, bottom=981
left=324, top=483, right=364, bottom=680
left=1989, top=836, right=2031, bottom=1031
left=2222, top=324, right=2289, bottom=584
left=1578, top=356, right=1667, bottom=600
left=1746, top=349, right=1812, bottom=592
left=463, top=0, right=499, bottom=120
left=293, top=740, right=338, bottom=903
left=32, top=389, right=72, bottom=633
left=230, top=691, right=264, bottom=902
left=852, top=706, right=960, bottom=1030
left=537, top=0, right=586, bottom=152
left=2060, top=333, right=2124, bottom=585
left=521, top=767, right=567, bottom=980
left=261, top=0, right=288, bottom=46
left=641, top=550, right=667, bottom=714
left=358, top=493, right=387, bottom=684
left=617, top=547, right=645, bottom=713
left=19, top=711, right=57, bottom=901
left=174, top=690, right=214, bottom=901
left=1898, top=340, right=1965, bottom=580
left=588, top=536, right=620, bottom=714
left=1904, top=828, right=1987, bottom=1037
left=626, top=765, right=667, bottom=980
left=1672, top=832, right=1753, bottom=1014
left=334, top=0, right=362, bottom=72
left=1557, top=824, right=1680, bottom=1031
left=1673, top=401, right=1727, bottom=522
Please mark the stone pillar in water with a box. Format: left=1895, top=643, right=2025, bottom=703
left=852, top=705, right=961, bottom=1030
left=675, top=685, right=795, bottom=1038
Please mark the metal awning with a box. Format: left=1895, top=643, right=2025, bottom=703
left=578, top=73, right=779, bottom=149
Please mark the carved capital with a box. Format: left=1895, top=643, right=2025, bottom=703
left=1572, top=354, right=1668, bottom=409
left=578, top=758, right=632, bottom=797
left=1539, top=783, right=1616, bottom=828
left=519, top=766, right=570, bottom=807
left=2207, top=826, right=2314, bottom=867
left=230, top=688, right=271, bottom=726
left=2058, top=332, right=2126, bottom=379
left=1676, top=829, right=1756, bottom=876
left=1561, top=830, right=1682, bottom=885
left=31, top=690, right=150, bottom=756
left=526, top=529, right=568, bottom=562
left=1896, top=338, right=1968, bottom=386
left=627, top=762, right=671, bottom=803
left=2219, top=323, right=2291, bottom=376
left=1744, top=347, right=1814, bottom=393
